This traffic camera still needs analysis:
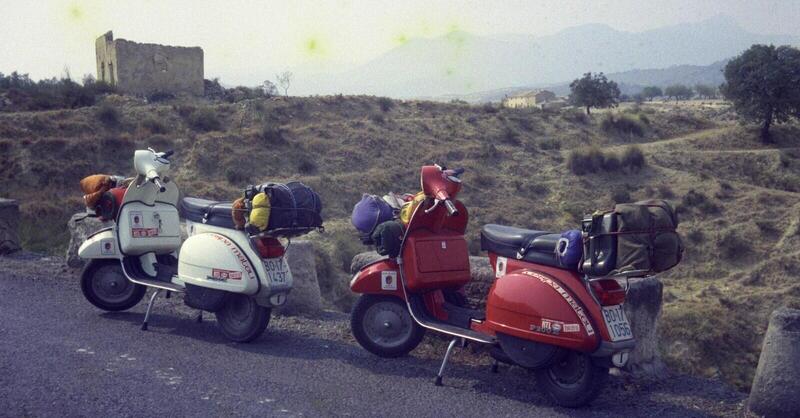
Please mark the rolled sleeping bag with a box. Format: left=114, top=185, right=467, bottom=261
left=351, top=194, right=394, bottom=235
left=555, top=229, right=583, bottom=270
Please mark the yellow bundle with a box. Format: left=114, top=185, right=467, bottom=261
left=249, top=192, right=272, bottom=231
left=399, top=192, right=425, bottom=225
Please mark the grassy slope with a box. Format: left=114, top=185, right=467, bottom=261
left=1, top=94, right=798, bottom=390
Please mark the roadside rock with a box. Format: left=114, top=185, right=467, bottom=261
left=622, top=276, right=667, bottom=379
left=748, top=307, right=800, bottom=418
left=276, top=241, right=322, bottom=316
left=350, top=251, right=384, bottom=274
left=0, top=199, right=20, bottom=254
left=66, top=213, right=112, bottom=268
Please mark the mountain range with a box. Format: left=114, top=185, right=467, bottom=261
left=296, top=15, right=799, bottom=99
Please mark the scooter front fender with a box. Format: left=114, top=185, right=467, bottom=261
left=350, top=258, right=405, bottom=300
left=78, top=228, right=121, bottom=260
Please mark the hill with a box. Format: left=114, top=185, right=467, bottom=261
left=299, top=16, right=799, bottom=97
left=1, top=95, right=799, bottom=391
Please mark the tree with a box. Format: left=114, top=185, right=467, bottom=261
left=664, top=84, right=693, bottom=101
left=276, top=71, right=292, bottom=96
left=694, top=84, right=718, bottom=99
left=642, top=86, right=662, bottom=101
left=262, top=80, right=278, bottom=97
left=721, top=44, right=800, bottom=142
left=569, top=72, right=621, bottom=115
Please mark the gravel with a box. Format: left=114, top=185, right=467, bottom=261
left=0, top=253, right=751, bottom=417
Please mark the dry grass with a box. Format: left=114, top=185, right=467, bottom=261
left=1, top=95, right=798, bottom=391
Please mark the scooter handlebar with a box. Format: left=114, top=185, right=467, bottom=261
left=444, top=199, right=458, bottom=216
left=152, top=177, right=166, bottom=193
left=161, top=149, right=174, bottom=159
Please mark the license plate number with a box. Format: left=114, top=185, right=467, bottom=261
left=263, top=257, right=291, bottom=284
left=602, top=305, right=633, bottom=342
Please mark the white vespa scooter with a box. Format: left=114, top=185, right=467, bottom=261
left=78, top=148, right=314, bottom=342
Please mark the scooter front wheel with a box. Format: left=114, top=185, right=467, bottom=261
left=81, top=260, right=146, bottom=312
left=215, top=294, right=271, bottom=343
left=351, top=294, right=425, bottom=358
left=534, top=351, right=609, bottom=408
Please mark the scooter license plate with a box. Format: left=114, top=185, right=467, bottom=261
left=602, top=305, right=633, bottom=342
left=263, top=257, right=290, bottom=284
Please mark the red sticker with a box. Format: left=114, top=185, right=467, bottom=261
left=212, top=268, right=242, bottom=280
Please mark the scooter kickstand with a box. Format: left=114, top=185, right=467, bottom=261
left=196, top=310, right=203, bottom=323
left=491, top=360, right=499, bottom=374
left=435, top=338, right=460, bottom=386
left=141, top=289, right=161, bottom=331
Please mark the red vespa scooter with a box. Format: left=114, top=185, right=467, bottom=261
left=349, top=165, right=635, bottom=407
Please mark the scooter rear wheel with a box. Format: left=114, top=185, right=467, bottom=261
left=215, top=294, right=271, bottom=343
left=534, top=351, right=609, bottom=408
left=81, top=260, right=146, bottom=312
left=351, top=294, right=425, bottom=358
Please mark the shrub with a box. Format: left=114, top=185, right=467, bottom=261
left=466, top=115, right=478, bottom=125
left=187, top=107, right=222, bottom=132
left=567, top=147, right=605, bottom=175
left=602, top=154, right=621, bottom=171
left=377, top=97, right=394, bottom=112
left=96, top=104, right=121, bottom=127
left=657, top=184, right=675, bottom=199
left=297, top=155, right=317, bottom=174
left=611, top=189, right=631, bottom=203
left=369, top=113, right=385, bottom=124
left=141, top=116, right=169, bottom=134
left=225, top=166, right=250, bottom=184
left=500, top=127, right=521, bottom=145
left=539, top=137, right=561, bottom=150
left=681, top=190, right=722, bottom=215
left=259, top=125, right=287, bottom=145
left=562, top=108, right=590, bottom=124
left=687, top=229, right=705, bottom=243
left=601, top=114, right=645, bottom=137
left=719, top=230, right=752, bottom=260
left=482, top=103, right=499, bottom=114
left=621, top=145, right=646, bottom=171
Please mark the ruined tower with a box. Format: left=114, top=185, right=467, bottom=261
left=95, top=31, right=204, bottom=96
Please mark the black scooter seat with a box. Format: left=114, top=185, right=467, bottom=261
left=480, top=224, right=564, bottom=269
left=182, top=197, right=236, bottom=229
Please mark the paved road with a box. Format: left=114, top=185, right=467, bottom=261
left=0, top=255, right=747, bottom=418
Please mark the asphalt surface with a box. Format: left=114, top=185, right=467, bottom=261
left=0, top=254, right=748, bottom=418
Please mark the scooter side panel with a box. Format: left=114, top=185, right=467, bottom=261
left=350, top=259, right=405, bottom=299
left=178, top=232, right=259, bottom=295
left=78, top=229, right=121, bottom=260
left=486, top=269, right=601, bottom=353
left=488, top=253, right=615, bottom=343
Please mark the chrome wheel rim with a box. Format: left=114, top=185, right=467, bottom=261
left=363, top=301, right=413, bottom=349
left=548, top=352, right=588, bottom=388
left=92, top=264, right=136, bottom=304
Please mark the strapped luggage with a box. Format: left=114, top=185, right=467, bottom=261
left=581, top=199, right=683, bottom=277
left=242, top=182, right=323, bottom=232
left=351, top=194, right=395, bottom=243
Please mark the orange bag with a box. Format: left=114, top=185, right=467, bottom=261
left=80, top=174, right=113, bottom=208
left=232, top=197, right=247, bottom=230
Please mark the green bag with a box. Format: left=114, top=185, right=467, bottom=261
left=612, top=199, right=683, bottom=275
left=371, top=220, right=404, bottom=258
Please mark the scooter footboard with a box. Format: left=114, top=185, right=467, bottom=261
left=486, top=270, right=602, bottom=353
left=350, top=258, right=405, bottom=299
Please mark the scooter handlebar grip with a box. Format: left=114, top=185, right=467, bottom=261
left=444, top=199, right=458, bottom=216
left=162, top=149, right=174, bottom=159
left=153, top=177, right=166, bottom=193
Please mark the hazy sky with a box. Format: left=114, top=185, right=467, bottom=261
left=2, top=0, right=799, bottom=85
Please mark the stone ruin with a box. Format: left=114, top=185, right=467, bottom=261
left=95, top=31, right=204, bottom=96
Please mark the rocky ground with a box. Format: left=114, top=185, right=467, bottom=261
left=0, top=252, right=753, bottom=417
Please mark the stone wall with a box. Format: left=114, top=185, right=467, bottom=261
left=0, top=199, right=20, bottom=254
left=96, top=31, right=204, bottom=96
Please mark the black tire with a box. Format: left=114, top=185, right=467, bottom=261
left=534, top=351, right=609, bottom=408
left=351, top=294, right=425, bottom=358
left=81, top=260, right=146, bottom=312
left=215, top=294, right=271, bottom=343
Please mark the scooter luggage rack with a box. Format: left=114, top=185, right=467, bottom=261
left=249, top=226, right=323, bottom=239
